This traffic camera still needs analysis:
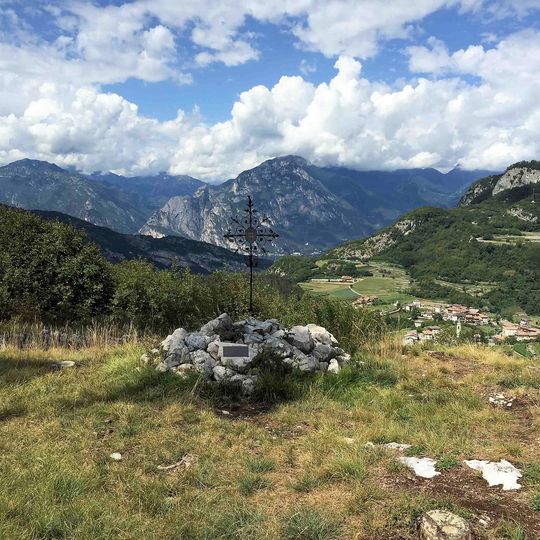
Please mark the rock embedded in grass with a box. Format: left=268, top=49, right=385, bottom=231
left=419, top=510, right=472, bottom=540
left=152, top=313, right=351, bottom=395
left=52, top=360, right=76, bottom=369
left=399, top=456, right=441, bottom=479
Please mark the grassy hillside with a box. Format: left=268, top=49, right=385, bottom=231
left=1, top=340, right=539, bottom=539
left=327, top=184, right=540, bottom=315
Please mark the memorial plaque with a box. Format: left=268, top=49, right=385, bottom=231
left=219, top=343, right=250, bottom=361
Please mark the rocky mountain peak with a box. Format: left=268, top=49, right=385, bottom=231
left=1, top=158, right=65, bottom=175
left=492, top=166, right=540, bottom=195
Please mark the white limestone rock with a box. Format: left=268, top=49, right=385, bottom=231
left=286, top=326, right=314, bottom=353
left=172, top=364, right=195, bottom=379
left=327, top=358, right=340, bottom=374
left=261, top=336, right=294, bottom=358
left=185, top=333, right=209, bottom=351
left=335, top=353, right=351, bottom=365
left=464, top=459, right=522, bottom=490
left=190, top=350, right=216, bottom=376
left=213, top=365, right=236, bottom=382
left=291, top=350, right=319, bottom=372
left=306, top=324, right=338, bottom=346
left=200, top=313, right=233, bottom=336
left=165, top=345, right=191, bottom=367
left=419, top=510, right=472, bottom=540
left=161, top=328, right=187, bottom=353
left=207, top=340, right=221, bottom=360
left=399, top=457, right=440, bottom=479
left=311, top=343, right=333, bottom=361
left=221, top=355, right=253, bottom=373
left=243, top=332, right=264, bottom=344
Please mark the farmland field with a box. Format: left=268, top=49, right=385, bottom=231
left=300, top=263, right=416, bottom=310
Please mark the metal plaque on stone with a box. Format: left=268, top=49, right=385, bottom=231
left=219, top=343, right=250, bottom=362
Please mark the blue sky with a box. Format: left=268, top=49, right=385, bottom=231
left=102, top=5, right=540, bottom=124
left=0, top=1, right=539, bottom=178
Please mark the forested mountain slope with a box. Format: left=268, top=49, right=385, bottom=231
left=327, top=162, right=540, bottom=314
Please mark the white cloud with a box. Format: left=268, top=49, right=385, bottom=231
left=3, top=28, right=539, bottom=178
left=299, top=59, right=317, bottom=75
left=0, top=2, right=539, bottom=178
left=4, top=0, right=536, bottom=90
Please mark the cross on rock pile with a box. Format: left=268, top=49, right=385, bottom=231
left=149, top=314, right=351, bottom=395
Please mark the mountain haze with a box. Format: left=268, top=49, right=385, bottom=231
left=88, top=171, right=204, bottom=215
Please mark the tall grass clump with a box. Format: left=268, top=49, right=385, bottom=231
left=281, top=507, right=341, bottom=540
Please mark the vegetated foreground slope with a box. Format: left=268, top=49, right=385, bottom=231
left=328, top=162, right=540, bottom=314
left=0, top=341, right=539, bottom=539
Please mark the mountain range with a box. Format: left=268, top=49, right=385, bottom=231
left=140, top=156, right=493, bottom=254
left=0, top=159, right=202, bottom=234
left=0, top=156, right=494, bottom=255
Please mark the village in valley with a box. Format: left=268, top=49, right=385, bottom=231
left=300, top=263, right=540, bottom=356
left=401, top=301, right=540, bottom=347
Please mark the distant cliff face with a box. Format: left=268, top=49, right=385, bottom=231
left=141, top=156, right=373, bottom=254
left=492, top=167, right=540, bottom=195
left=460, top=163, right=540, bottom=206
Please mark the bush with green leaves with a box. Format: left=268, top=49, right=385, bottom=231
left=0, top=205, right=113, bottom=322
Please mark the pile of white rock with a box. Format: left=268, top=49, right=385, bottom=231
left=148, top=313, right=351, bottom=395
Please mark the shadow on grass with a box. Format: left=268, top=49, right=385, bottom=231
left=53, top=355, right=400, bottom=417
left=0, top=355, right=57, bottom=385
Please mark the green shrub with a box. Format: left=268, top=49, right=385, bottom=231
left=0, top=205, right=113, bottom=323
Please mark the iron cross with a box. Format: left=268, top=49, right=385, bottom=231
left=224, top=196, right=279, bottom=314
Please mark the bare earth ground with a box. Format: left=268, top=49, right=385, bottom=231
left=0, top=342, right=539, bottom=539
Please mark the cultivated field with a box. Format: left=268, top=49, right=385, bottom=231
left=300, top=263, right=415, bottom=311
left=1, top=341, right=540, bottom=539
left=477, top=232, right=540, bottom=246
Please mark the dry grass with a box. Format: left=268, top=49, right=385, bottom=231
left=0, top=321, right=153, bottom=349
left=0, top=341, right=539, bottom=539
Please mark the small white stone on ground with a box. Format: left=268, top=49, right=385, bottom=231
left=419, top=510, right=472, bottom=540
left=53, top=361, right=76, bottom=369
left=384, top=442, right=412, bottom=452
left=464, top=459, right=522, bottom=490
left=488, top=393, right=515, bottom=408
left=109, top=452, right=122, bottom=461
left=364, top=441, right=412, bottom=452
left=157, top=454, right=198, bottom=472
left=399, top=456, right=440, bottom=478
left=327, top=358, right=340, bottom=374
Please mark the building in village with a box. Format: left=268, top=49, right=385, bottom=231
left=402, top=326, right=442, bottom=345
left=353, top=295, right=378, bottom=308
left=494, top=319, right=540, bottom=342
